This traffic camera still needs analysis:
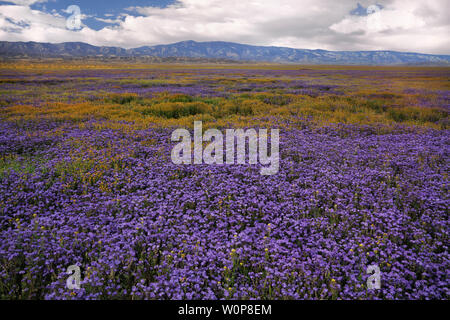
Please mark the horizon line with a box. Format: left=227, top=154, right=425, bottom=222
left=1, top=39, right=449, bottom=57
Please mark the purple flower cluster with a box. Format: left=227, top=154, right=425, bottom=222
left=0, top=118, right=448, bottom=299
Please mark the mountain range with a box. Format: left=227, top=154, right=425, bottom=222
left=0, top=40, right=449, bottom=65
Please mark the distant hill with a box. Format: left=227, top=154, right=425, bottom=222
left=1, top=40, right=449, bottom=65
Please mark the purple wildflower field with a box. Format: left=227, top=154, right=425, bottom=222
left=0, top=62, right=448, bottom=300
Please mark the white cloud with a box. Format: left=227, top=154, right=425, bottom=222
left=0, top=0, right=448, bottom=54
left=331, top=6, right=426, bottom=34
left=329, top=0, right=449, bottom=53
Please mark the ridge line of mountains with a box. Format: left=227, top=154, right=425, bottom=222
left=0, top=40, right=449, bottom=65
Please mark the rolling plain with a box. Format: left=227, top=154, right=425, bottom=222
left=0, top=61, right=448, bottom=299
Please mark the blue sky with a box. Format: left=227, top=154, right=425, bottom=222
left=0, top=0, right=175, bottom=30
left=0, top=0, right=448, bottom=54
left=32, top=1, right=175, bottom=30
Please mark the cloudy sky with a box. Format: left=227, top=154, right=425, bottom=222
left=0, top=0, right=448, bottom=54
